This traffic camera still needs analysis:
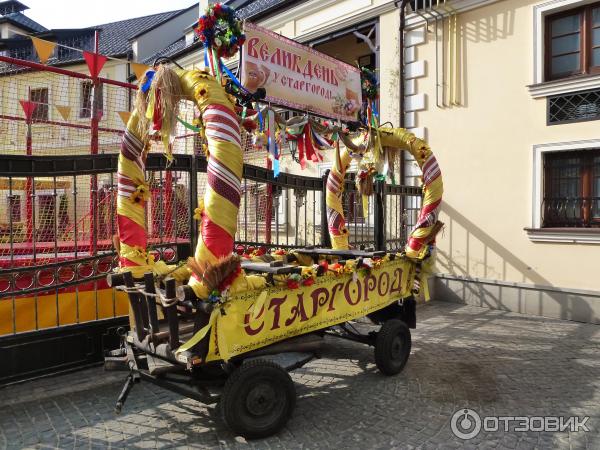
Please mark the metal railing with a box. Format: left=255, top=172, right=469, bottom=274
left=542, top=196, right=600, bottom=227
left=0, top=52, right=423, bottom=339
left=0, top=49, right=425, bottom=386
left=0, top=152, right=422, bottom=335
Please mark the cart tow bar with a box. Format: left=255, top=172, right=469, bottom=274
left=115, top=372, right=138, bottom=414
left=115, top=345, right=140, bottom=415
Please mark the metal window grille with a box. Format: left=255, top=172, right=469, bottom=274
left=548, top=88, right=600, bottom=124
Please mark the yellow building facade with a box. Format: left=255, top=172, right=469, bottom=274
left=403, top=0, right=600, bottom=322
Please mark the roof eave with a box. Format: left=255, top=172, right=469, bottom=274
left=0, top=16, right=42, bottom=33
left=32, top=28, right=97, bottom=39
left=128, top=3, right=198, bottom=41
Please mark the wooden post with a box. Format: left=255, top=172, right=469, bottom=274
left=265, top=157, right=273, bottom=244
left=321, top=170, right=331, bottom=248
left=374, top=178, right=386, bottom=251
left=164, top=170, right=173, bottom=240
left=89, top=30, right=100, bottom=255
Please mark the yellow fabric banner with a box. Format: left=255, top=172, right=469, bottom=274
left=204, top=258, right=415, bottom=362
left=54, top=105, right=71, bottom=120
left=31, top=36, right=56, bottom=64
left=131, top=62, right=151, bottom=81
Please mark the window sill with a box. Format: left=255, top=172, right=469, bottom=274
left=524, top=227, right=600, bottom=244
left=527, top=74, right=600, bottom=99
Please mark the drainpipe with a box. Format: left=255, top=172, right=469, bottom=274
left=428, top=0, right=445, bottom=108
left=397, top=0, right=410, bottom=129
left=397, top=0, right=410, bottom=185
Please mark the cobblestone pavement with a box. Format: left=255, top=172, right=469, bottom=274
left=1, top=302, right=600, bottom=449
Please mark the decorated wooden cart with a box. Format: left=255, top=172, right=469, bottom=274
left=104, top=3, right=443, bottom=440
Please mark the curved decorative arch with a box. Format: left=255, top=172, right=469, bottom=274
left=117, top=67, right=265, bottom=298
left=326, top=128, right=443, bottom=259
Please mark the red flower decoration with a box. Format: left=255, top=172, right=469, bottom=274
left=287, top=280, right=300, bottom=289
left=242, top=119, right=257, bottom=133
left=302, top=278, right=315, bottom=287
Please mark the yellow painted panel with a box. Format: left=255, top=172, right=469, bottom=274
left=0, top=288, right=126, bottom=336
left=115, top=291, right=129, bottom=316
left=77, top=289, right=97, bottom=323
left=97, top=289, right=114, bottom=319
left=37, top=293, right=58, bottom=329
left=0, top=298, right=13, bottom=335
left=58, top=292, right=77, bottom=326
left=14, top=295, right=36, bottom=333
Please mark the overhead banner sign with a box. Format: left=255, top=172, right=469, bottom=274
left=241, top=22, right=362, bottom=121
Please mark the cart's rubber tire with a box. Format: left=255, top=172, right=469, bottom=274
left=374, top=319, right=411, bottom=376
left=220, top=359, right=296, bottom=439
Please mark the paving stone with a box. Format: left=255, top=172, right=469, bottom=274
left=1, top=303, right=599, bottom=449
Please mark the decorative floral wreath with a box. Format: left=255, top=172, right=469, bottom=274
left=195, top=3, right=246, bottom=59
left=360, top=66, right=378, bottom=101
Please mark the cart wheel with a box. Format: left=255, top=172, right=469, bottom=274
left=220, top=359, right=296, bottom=439
left=374, top=319, right=412, bottom=376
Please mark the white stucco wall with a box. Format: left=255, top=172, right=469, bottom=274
left=133, top=6, right=199, bottom=62
left=410, top=0, right=600, bottom=291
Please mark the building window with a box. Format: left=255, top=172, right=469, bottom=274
left=543, top=149, right=600, bottom=227
left=58, top=35, right=93, bottom=60
left=8, top=195, right=21, bottom=223
left=547, top=88, right=600, bottom=124
left=9, top=45, right=32, bottom=61
left=79, top=80, right=103, bottom=118
left=545, top=2, right=600, bottom=81
left=29, top=88, right=48, bottom=121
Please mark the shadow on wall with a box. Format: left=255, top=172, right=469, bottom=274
left=443, top=5, right=515, bottom=108
left=434, top=202, right=598, bottom=324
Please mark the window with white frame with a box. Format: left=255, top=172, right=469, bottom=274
left=545, top=2, right=600, bottom=81
left=29, top=87, right=48, bottom=121
left=531, top=140, right=600, bottom=241
left=531, top=0, right=600, bottom=98
left=542, top=149, right=600, bottom=226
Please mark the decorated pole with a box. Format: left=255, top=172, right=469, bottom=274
left=177, top=69, right=243, bottom=298
left=180, top=2, right=249, bottom=299
left=378, top=128, right=443, bottom=260
left=116, top=106, right=151, bottom=276
left=325, top=145, right=352, bottom=250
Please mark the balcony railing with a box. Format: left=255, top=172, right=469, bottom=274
left=542, top=196, right=600, bottom=227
